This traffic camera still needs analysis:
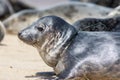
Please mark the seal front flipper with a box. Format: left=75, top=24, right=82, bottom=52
left=56, top=68, right=72, bottom=79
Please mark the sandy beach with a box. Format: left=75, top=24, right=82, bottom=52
left=0, top=34, right=53, bottom=80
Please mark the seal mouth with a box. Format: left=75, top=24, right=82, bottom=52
left=18, top=32, right=37, bottom=45
left=22, top=39, right=37, bottom=45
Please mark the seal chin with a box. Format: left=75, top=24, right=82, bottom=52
left=23, top=39, right=37, bottom=45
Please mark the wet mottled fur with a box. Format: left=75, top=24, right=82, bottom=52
left=73, top=17, right=120, bottom=31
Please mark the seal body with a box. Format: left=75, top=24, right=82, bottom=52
left=58, top=32, right=120, bottom=79
left=73, top=17, right=120, bottom=31
left=18, top=16, right=120, bottom=79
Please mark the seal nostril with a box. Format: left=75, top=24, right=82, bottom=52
left=18, top=32, right=23, bottom=39
left=18, top=32, right=21, bottom=37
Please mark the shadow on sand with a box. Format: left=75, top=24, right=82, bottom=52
left=25, top=72, right=56, bottom=80
left=0, top=43, right=7, bottom=46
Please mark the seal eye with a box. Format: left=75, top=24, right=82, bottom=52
left=37, top=27, right=44, bottom=32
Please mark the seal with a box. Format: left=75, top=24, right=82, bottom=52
left=73, top=17, right=120, bottom=31
left=18, top=16, right=120, bottom=79
left=0, top=21, right=5, bottom=43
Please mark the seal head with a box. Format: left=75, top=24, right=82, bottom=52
left=18, top=15, right=77, bottom=68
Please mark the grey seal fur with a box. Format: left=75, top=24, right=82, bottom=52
left=0, top=0, right=14, bottom=17
left=18, top=16, right=120, bottom=79
left=73, top=17, right=120, bottom=31
left=0, top=21, right=5, bottom=43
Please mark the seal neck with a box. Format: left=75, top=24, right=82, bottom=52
left=37, top=25, right=77, bottom=67
left=49, top=25, right=77, bottom=57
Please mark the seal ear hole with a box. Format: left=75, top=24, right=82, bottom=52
left=37, top=27, right=44, bottom=32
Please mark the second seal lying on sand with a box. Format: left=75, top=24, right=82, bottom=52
left=18, top=16, right=120, bottom=79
